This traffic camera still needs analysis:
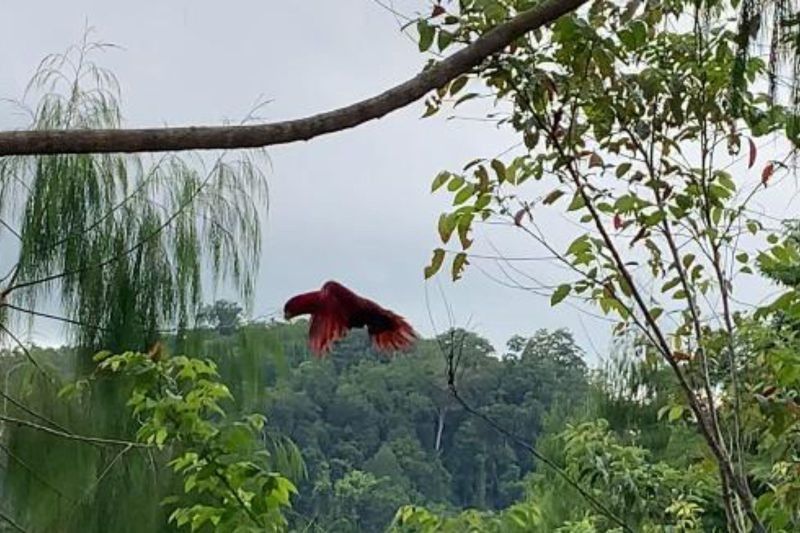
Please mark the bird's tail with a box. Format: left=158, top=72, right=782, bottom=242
left=371, top=316, right=417, bottom=352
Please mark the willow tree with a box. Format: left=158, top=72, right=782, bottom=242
left=734, top=0, right=799, bottom=120
left=0, top=38, right=267, bottom=532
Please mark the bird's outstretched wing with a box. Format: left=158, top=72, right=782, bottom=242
left=324, top=281, right=416, bottom=352
left=308, top=300, right=349, bottom=355
left=368, top=312, right=416, bottom=352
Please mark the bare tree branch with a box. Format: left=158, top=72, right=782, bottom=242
left=0, top=0, right=587, bottom=156
left=0, top=508, right=26, bottom=533
left=0, top=413, right=150, bottom=448
left=0, top=323, right=48, bottom=377
left=0, top=442, right=73, bottom=501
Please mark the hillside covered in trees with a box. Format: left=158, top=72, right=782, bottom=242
left=0, top=316, right=703, bottom=532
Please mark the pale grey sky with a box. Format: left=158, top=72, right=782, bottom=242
left=2, top=1, right=793, bottom=360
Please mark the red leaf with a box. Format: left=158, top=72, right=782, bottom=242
left=431, top=4, right=445, bottom=17
left=514, top=208, right=526, bottom=227
left=613, top=214, right=623, bottom=230
left=762, top=162, right=774, bottom=186
left=148, top=341, right=164, bottom=362
left=761, top=385, right=777, bottom=397
left=673, top=351, right=692, bottom=362
left=748, top=137, right=757, bottom=169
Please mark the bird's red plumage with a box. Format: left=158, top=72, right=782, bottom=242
left=284, top=281, right=416, bottom=356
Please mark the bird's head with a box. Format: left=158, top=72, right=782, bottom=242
left=283, top=294, right=311, bottom=321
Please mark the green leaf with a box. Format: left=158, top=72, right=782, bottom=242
left=615, top=163, right=632, bottom=178
left=566, top=235, right=591, bottom=256
left=447, top=176, right=465, bottom=191
left=716, top=172, right=736, bottom=191
left=431, top=171, right=451, bottom=192
left=643, top=211, right=664, bottom=227
left=667, top=405, right=684, bottom=422
left=453, top=184, right=476, bottom=205
left=437, top=29, right=454, bottom=51
left=57, top=384, right=76, bottom=398
left=543, top=189, right=565, bottom=205
left=474, top=194, right=492, bottom=210
left=662, top=277, right=680, bottom=292
left=490, top=159, right=507, bottom=183
left=551, top=284, right=571, bottom=306
left=483, top=1, right=507, bottom=20
left=155, top=427, right=168, bottom=447
left=450, top=76, right=469, bottom=96
left=614, top=195, right=635, bottom=212
left=425, top=248, right=444, bottom=279
left=452, top=252, right=469, bottom=281
left=632, top=20, right=648, bottom=43
left=93, top=350, right=112, bottom=362
left=457, top=214, right=474, bottom=249
left=417, top=20, right=435, bottom=52
left=567, top=193, right=585, bottom=212
left=454, top=92, right=480, bottom=107
left=438, top=213, right=457, bottom=243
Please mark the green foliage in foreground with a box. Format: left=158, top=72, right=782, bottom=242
left=92, top=350, right=296, bottom=532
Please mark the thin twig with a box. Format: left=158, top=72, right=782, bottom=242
left=3, top=303, right=112, bottom=332
left=0, top=442, right=72, bottom=501
left=0, top=387, right=71, bottom=433
left=0, top=323, right=48, bottom=376
left=0, top=217, right=22, bottom=241
left=0, top=413, right=151, bottom=448
left=0, top=508, right=26, bottom=533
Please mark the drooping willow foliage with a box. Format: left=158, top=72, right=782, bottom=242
left=0, top=36, right=271, bottom=532
left=734, top=0, right=800, bottom=141
left=0, top=36, right=267, bottom=353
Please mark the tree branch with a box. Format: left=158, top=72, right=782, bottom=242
left=0, top=0, right=588, bottom=156
left=0, top=323, right=48, bottom=377
left=0, top=508, right=26, bottom=533
left=0, top=413, right=151, bottom=448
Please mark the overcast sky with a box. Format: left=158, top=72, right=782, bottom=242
left=1, top=1, right=794, bottom=361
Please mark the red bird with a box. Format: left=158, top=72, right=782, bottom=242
left=284, top=281, right=417, bottom=356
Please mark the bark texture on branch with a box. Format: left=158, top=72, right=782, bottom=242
left=0, top=0, right=587, bottom=156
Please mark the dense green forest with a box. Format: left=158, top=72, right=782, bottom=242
left=1, top=0, right=800, bottom=531
left=0, top=316, right=703, bottom=532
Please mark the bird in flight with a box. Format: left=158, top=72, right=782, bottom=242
left=284, top=281, right=417, bottom=356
